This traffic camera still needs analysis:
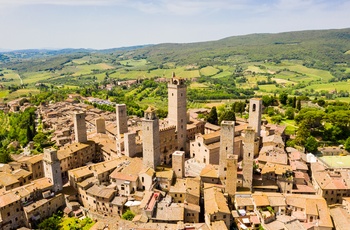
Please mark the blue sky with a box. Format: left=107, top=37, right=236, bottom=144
left=0, top=0, right=349, bottom=50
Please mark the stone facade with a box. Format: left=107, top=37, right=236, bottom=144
left=242, top=127, right=255, bottom=190
left=248, top=98, right=262, bottom=138
left=142, top=108, right=161, bottom=169
left=43, top=148, right=63, bottom=192
left=226, top=155, right=238, bottom=196
left=116, top=104, right=128, bottom=135
left=73, top=111, right=87, bottom=143
left=219, top=121, right=235, bottom=180
left=172, top=151, right=185, bottom=178
left=168, top=73, right=187, bottom=152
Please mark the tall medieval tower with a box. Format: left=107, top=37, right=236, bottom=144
left=168, top=73, right=187, bottom=152
left=219, top=121, right=235, bottom=180
left=116, top=104, right=128, bottom=135
left=142, top=107, right=161, bottom=169
left=73, top=112, right=87, bottom=143
left=172, top=151, right=185, bottom=179
left=242, top=127, right=255, bottom=191
left=248, top=98, right=262, bottom=137
left=43, top=148, right=63, bottom=192
left=225, top=154, right=238, bottom=197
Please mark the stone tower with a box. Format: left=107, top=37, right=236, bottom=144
left=142, top=107, right=161, bottom=169
left=219, top=121, right=235, bottom=180
left=172, top=151, right=185, bottom=178
left=73, top=111, right=87, bottom=143
left=242, top=127, right=255, bottom=191
left=248, top=98, right=262, bottom=137
left=168, top=72, right=187, bottom=152
left=124, top=132, right=136, bottom=158
left=95, top=117, right=106, bottom=134
left=116, top=104, right=128, bottom=135
left=225, top=155, right=238, bottom=196
left=43, top=148, right=63, bottom=192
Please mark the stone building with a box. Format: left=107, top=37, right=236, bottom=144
left=242, top=127, right=255, bottom=190
left=219, top=121, right=235, bottom=180
left=142, top=107, right=161, bottom=169
left=73, top=111, right=87, bottom=143
left=43, top=148, right=63, bottom=192
left=172, top=151, right=185, bottom=179
left=168, top=73, right=187, bottom=152
left=248, top=98, right=262, bottom=138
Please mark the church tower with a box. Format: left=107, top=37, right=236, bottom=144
left=242, top=127, right=255, bottom=191
left=168, top=73, right=187, bottom=152
left=142, top=107, right=161, bottom=169
left=219, top=121, right=235, bottom=180
left=248, top=98, right=262, bottom=137
left=73, top=111, right=87, bottom=143
left=43, top=148, right=63, bottom=192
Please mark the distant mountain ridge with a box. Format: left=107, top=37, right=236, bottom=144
left=1, top=28, right=349, bottom=71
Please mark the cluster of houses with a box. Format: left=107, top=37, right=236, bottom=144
left=0, top=73, right=349, bottom=229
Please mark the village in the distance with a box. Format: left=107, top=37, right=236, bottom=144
left=0, top=72, right=349, bottom=230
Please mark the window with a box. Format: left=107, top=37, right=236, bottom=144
left=252, top=104, right=256, bottom=112
left=141, top=177, right=144, bottom=183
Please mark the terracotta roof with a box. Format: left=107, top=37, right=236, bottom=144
left=204, top=187, right=230, bottom=215
left=200, top=164, right=218, bottom=178
left=252, top=193, right=270, bottom=207
left=0, top=172, right=19, bottom=186
left=0, top=192, right=20, bottom=207
left=86, top=185, right=115, bottom=199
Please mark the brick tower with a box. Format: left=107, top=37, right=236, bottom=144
left=225, top=154, right=238, bottom=196
left=43, top=148, right=63, bottom=192
left=73, top=111, right=87, bottom=143
left=248, top=98, right=262, bottom=137
left=242, top=127, right=255, bottom=191
left=219, top=121, right=235, bottom=180
left=142, top=107, right=161, bottom=169
left=116, top=104, right=128, bottom=135
left=168, top=72, right=187, bottom=152
left=172, top=151, right=185, bottom=178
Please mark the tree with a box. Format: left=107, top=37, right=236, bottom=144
left=285, top=108, right=295, bottom=120
left=305, top=136, right=318, bottom=153
left=207, top=106, right=218, bottom=125
left=292, top=96, right=297, bottom=108
left=121, top=210, right=135, bottom=221
left=279, top=92, right=288, bottom=105
left=344, top=137, right=350, bottom=152
left=218, top=109, right=236, bottom=124
left=297, top=99, right=301, bottom=110
left=295, top=122, right=311, bottom=146
left=271, top=115, right=283, bottom=124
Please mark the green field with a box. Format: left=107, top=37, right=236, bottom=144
left=5, top=89, right=40, bottom=101
left=22, top=72, right=53, bottom=84
left=257, top=84, right=278, bottom=92
left=120, top=59, right=148, bottom=67
left=0, top=69, right=22, bottom=85
left=303, top=81, right=350, bottom=92
left=200, top=66, right=220, bottom=76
